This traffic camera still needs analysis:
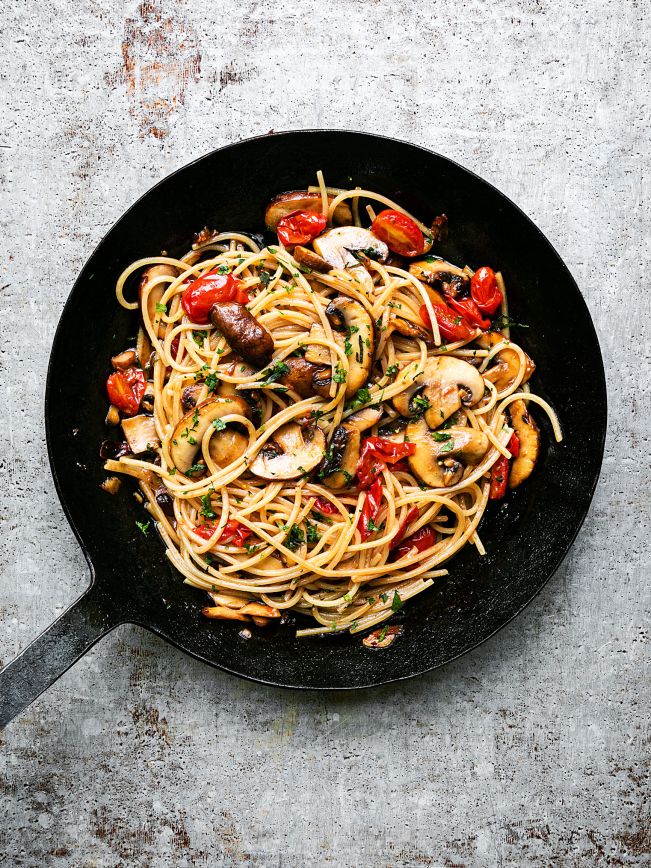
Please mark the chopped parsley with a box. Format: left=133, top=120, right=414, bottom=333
left=212, top=418, right=227, bottom=432
left=438, top=439, right=455, bottom=453
left=343, top=337, right=353, bottom=356
left=258, top=361, right=290, bottom=387
left=259, top=271, right=272, bottom=287
left=136, top=520, right=150, bottom=536
left=284, top=524, right=305, bottom=551
left=491, top=314, right=529, bottom=331
left=185, top=463, right=205, bottom=477
left=347, top=386, right=372, bottom=411
left=378, top=624, right=389, bottom=642
left=385, top=364, right=399, bottom=381
left=200, top=492, right=216, bottom=519
left=217, top=264, right=231, bottom=274
left=411, top=394, right=431, bottom=414
left=333, top=364, right=347, bottom=384
left=432, top=431, right=451, bottom=442
left=379, top=592, right=389, bottom=603
left=306, top=521, right=321, bottom=545
left=391, top=591, right=403, bottom=612
left=155, top=302, right=167, bottom=314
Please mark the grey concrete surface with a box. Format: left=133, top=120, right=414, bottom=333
left=0, top=0, right=649, bottom=865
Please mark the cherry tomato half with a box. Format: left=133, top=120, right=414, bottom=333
left=391, top=525, right=436, bottom=561
left=446, top=296, right=490, bottom=329
left=181, top=271, right=246, bottom=324
left=371, top=209, right=425, bottom=257
left=470, top=266, right=502, bottom=315
left=106, top=366, right=145, bottom=416
left=276, top=210, right=327, bottom=246
left=489, top=455, right=509, bottom=499
left=419, top=303, right=475, bottom=342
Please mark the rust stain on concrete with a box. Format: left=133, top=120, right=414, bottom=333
left=105, top=1, right=201, bottom=140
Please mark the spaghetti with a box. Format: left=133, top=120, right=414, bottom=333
left=102, top=177, right=562, bottom=638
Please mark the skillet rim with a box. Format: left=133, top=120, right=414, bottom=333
left=44, top=129, right=607, bottom=690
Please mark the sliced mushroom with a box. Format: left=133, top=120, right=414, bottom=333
left=105, top=405, right=120, bottom=426
left=136, top=326, right=153, bottom=369
left=170, top=396, right=250, bottom=473
left=181, top=383, right=206, bottom=413
left=392, top=357, right=484, bottom=427
left=305, top=323, right=336, bottom=365
left=111, top=349, right=137, bottom=371
left=407, top=418, right=489, bottom=488
left=319, top=424, right=360, bottom=490
left=121, top=414, right=160, bottom=455
left=209, top=428, right=249, bottom=469
left=408, top=259, right=469, bottom=296
left=141, top=381, right=155, bottom=415
left=391, top=316, right=434, bottom=346
left=278, top=357, right=331, bottom=398
left=249, top=423, right=326, bottom=480
left=508, top=399, right=540, bottom=488
left=209, top=302, right=274, bottom=369
left=265, top=191, right=352, bottom=231
left=475, top=332, right=536, bottom=392
left=326, top=297, right=374, bottom=400
left=346, top=406, right=383, bottom=431
left=319, top=406, right=383, bottom=490
left=313, top=226, right=388, bottom=270
left=139, top=264, right=177, bottom=337
left=293, top=246, right=331, bottom=273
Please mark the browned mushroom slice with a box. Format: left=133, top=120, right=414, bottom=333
left=408, top=259, right=469, bottom=296
left=325, top=297, right=375, bottom=400
left=209, top=302, right=274, bottom=369
left=406, top=418, right=488, bottom=488
left=391, top=317, right=434, bottom=346
left=475, top=332, right=535, bottom=392
left=121, top=414, right=160, bottom=455
left=278, top=357, right=331, bottom=398
left=208, top=428, right=249, bottom=469
left=319, top=406, right=383, bottom=490
left=249, top=423, right=326, bottom=480
left=265, top=191, right=352, bottom=231
left=392, top=357, right=484, bottom=427
left=508, top=399, right=540, bottom=488
left=293, top=246, right=331, bottom=273
left=313, top=227, right=388, bottom=270
left=169, top=396, right=251, bottom=473
left=181, top=383, right=206, bottom=413
left=111, top=349, right=137, bottom=370
left=139, top=264, right=177, bottom=337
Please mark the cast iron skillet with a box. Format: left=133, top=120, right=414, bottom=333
left=0, top=131, right=606, bottom=727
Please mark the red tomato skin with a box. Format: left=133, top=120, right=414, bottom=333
left=193, top=523, right=217, bottom=540
left=106, top=367, right=145, bottom=416
left=470, top=266, right=502, bottom=315
left=391, top=525, right=436, bottom=560
left=489, top=455, right=510, bottom=499
left=356, top=437, right=416, bottom=489
left=313, top=496, right=339, bottom=515
left=508, top=432, right=520, bottom=458
left=181, top=271, right=243, bottom=324
left=419, top=304, right=474, bottom=342
left=446, top=296, right=490, bottom=329
left=371, top=210, right=425, bottom=257
left=358, top=478, right=383, bottom=541
left=389, top=506, right=420, bottom=551
left=276, top=210, right=327, bottom=246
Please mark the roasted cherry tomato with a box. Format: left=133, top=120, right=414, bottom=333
left=508, top=432, right=520, bottom=458
left=181, top=271, right=246, bottom=324
left=371, top=209, right=425, bottom=257
left=470, top=266, right=502, bottom=315
left=193, top=523, right=217, bottom=540
left=106, top=366, right=145, bottom=416
left=219, top=519, right=252, bottom=547
left=170, top=336, right=180, bottom=359
left=276, top=210, right=327, bottom=246
left=391, top=525, right=436, bottom=560
left=193, top=520, right=252, bottom=547
left=313, top=496, right=339, bottom=515
left=446, top=296, right=490, bottom=329
left=389, top=506, right=420, bottom=550
left=356, top=437, right=417, bottom=489
left=358, top=478, right=384, bottom=541
left=419, top=303, right=474, bottom=342
left=489, top=455, right=510, bottom=499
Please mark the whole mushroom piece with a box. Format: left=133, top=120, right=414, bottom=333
left=392, top=356, right=485, bottom=427
left=170, top=396, right=251, bottom=473
left=249, top=423, right=326, bottom=480
left=406, top=418, right=488, bottom=488
left=209, top=302, right=274, bottom=369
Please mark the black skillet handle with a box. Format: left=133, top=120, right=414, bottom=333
left=0, top=582, right=120, bottom=729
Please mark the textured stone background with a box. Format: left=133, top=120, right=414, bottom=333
left=1, top=0, right=649, bottom=865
